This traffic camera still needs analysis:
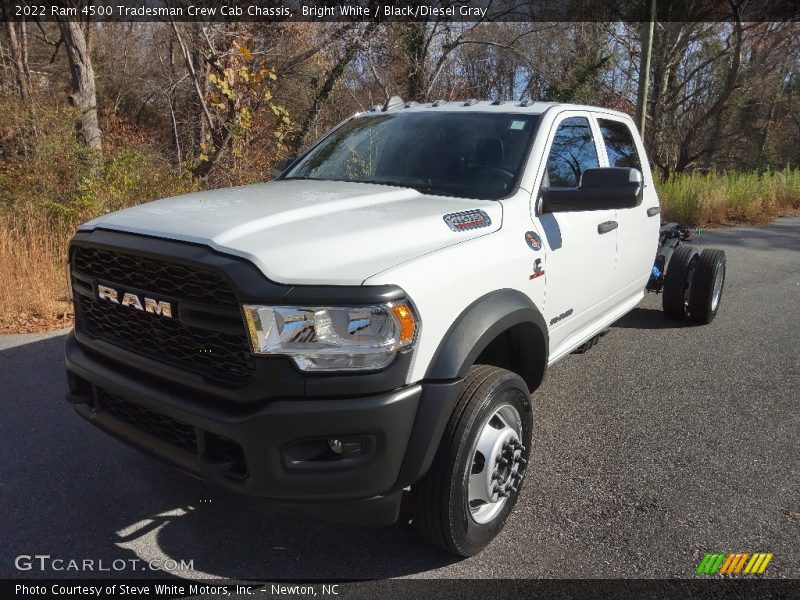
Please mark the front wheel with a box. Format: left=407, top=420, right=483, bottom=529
left=411, top=365, right=532, bottom=556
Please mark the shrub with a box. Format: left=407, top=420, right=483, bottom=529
left=656, top=169, right=800, bottom=226
left=0, top=99, right=197, bottom=332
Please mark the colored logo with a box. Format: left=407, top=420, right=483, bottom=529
left=696, top=552, right=773, bottom=575
left=525, top=231, right=542, bottom=251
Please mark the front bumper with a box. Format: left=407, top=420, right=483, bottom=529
left=65, top=333, right=460, bottom=525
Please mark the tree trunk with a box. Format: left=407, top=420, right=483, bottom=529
left=58, top=20, right=102, bottom=152
left=635, top=0, right=656, bottom=136
left=5, top=20, right=32, bottom=103
left=402, top=23, right=429, bottom=101
left=169, top=21, right=230, bottom=178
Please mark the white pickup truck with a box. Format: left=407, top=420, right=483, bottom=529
left=65, top=98, right=726, bottom=556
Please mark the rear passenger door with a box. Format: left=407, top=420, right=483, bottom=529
left=595, top=116, right=659, bottom=299
left=537, top=112, right=618, bottom=356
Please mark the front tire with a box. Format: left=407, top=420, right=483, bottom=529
left=412, top=365, right=532, bottom=557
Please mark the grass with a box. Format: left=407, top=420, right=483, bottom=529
left=0, top=211, right=74, bottom=333
left=656, top=168, right=800, bottom=226
left=0, top=101, right=196, bottom=334
left=1, top=168, right=799, bottom=334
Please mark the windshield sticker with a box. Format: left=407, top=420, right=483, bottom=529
left=509, top=120, right=526, bottom=130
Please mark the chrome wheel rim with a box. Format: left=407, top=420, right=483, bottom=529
left=467, top=403, right=526, bottom=525
left=711, top=266, right=724, bottom=311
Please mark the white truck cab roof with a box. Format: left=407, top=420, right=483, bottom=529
left=360, top=98, right=633, bottom=120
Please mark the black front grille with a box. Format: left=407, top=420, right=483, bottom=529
left=73, top=245, right=238, bottom=307
left=97, top=389, right=198, bottom=454
left=71, top=244, right=256, bottom=387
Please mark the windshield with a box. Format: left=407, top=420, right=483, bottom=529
left=284, top=112, right=540, bottom=200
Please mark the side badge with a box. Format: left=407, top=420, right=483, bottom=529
left=444, top=210, right=492, bottom=232
left=525, top=231, right=542, bottom=251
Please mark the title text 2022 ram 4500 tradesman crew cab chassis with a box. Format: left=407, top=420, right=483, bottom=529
left=65, top=98, right=727, bottom=556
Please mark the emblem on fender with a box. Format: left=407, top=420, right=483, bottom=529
left=97, top=284, right=173, bottom=318
left=525, top=230, right=543, bottom=251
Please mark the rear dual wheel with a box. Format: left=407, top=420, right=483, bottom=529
left=663, top=245, right=699, bottom=319
left=688, top=249, right=726, bottom=324
left=663, top=245, right=726, bottom=324
left=411, top=366, right=532, bottom=557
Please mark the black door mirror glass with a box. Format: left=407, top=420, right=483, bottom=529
left=542, top=167, right=643, bottom=212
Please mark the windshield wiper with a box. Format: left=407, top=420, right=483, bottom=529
left=282, top=177, right=451, bottom=196
left=369, top=179, right=448, bottom=195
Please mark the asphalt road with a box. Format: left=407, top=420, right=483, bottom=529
left=1, top=217, right=798, bottom=581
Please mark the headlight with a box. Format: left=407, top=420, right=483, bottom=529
left=242, top=301, right=419, bottom=372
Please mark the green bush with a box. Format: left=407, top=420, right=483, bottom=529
left=71, top=149, right=197, bottom=219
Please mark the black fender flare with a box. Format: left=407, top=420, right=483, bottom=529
left=392, top=289, right=548, bottom=492
left=425, top=288, right=548, bottom=390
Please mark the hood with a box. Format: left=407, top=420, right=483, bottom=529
left=81, top=180, right=503, bottom=285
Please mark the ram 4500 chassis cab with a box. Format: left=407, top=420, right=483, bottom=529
left=65, top=99, right=726, bottom=556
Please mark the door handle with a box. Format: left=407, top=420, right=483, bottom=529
left=647, top=206, right=661, bottom=217
left=597, top=221, right=618, bottom=234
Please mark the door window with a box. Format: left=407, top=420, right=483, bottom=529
left=544, top=117, right=599, bottom=188
left=598, top=119, right=642, bottom=170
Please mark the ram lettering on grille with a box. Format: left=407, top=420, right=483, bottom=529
left=97, top=285, right=173, bottom=318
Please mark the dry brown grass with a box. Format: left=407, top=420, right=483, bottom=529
left=657, top=168, right=800, bottom=226
left=0, top=212, right=74, bottom=333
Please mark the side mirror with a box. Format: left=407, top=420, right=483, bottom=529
left=542, top=167, right=643, bottom=212
left=271, top=156, right=297, bottom=179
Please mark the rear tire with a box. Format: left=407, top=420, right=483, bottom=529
left=411, top=365, right=532, bottom=557
left=663, top=245, right=699, bottom=319
left=688, top=249, right=726, bottom=324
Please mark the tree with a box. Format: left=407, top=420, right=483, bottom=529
left=290, top=23, right=376, bottom=153
left=3, top=11, right=32, bottom=103
left=169, top=22, right=289, bottom=179
left=58, top=19, right=102, bottom=151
